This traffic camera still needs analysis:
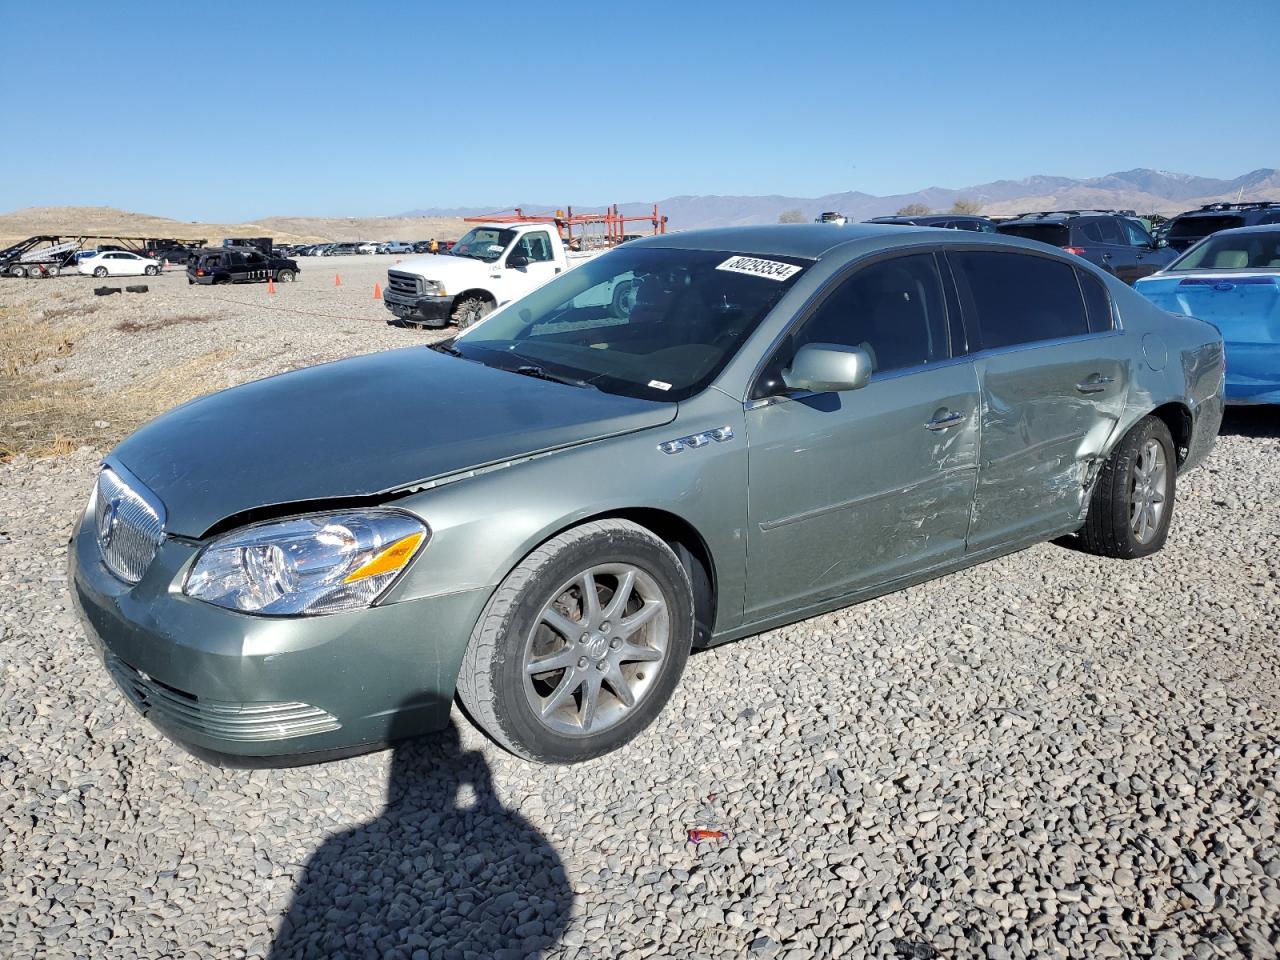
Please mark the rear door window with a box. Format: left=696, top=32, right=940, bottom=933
left=1078, top=271, right=1114, bottom=332
left=949, top=250, right=1090, bottom=349
left=1080, top=219, right=1125, bottom=244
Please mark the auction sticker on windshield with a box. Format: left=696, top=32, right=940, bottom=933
left=716, top=256, right=803, bottom=281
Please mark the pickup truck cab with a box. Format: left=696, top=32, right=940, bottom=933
left=384, top=222, right=604, bottom=329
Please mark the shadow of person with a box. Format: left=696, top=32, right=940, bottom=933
left=268, top=699, right=574, bottom=960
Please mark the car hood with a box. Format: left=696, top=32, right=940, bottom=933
left=111, top=347, right=677, bottom=537
left=393, top=253, right=498, bottom=286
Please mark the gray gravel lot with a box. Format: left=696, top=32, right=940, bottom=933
left=1, top=267, right=1278, bottom=959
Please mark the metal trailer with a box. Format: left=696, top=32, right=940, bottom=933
left=0, top=234, right=210, bottom=279
left=462, top=204, right=668, bottom=251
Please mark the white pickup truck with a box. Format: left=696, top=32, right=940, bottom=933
left=383, top=222, right=607, bottom=329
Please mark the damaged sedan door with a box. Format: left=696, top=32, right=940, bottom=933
left=743, top=252, right=980, bottom=623
left=947, top=250, right=1128, bottom=550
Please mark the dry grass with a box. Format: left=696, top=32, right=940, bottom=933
left=0, top=304, right=230, bottom=460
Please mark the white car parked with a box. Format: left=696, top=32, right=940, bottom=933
left=78, top=251, right=162, bottom=278
left=356, top=241, right=380, bottom=255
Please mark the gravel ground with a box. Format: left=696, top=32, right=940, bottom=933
left=4, top=255, right=440, bottom=391
left=1, top=268, right=1278, bottom=959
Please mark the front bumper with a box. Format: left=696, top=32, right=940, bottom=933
left=383, top=289, right=453, bottom=328
left=68, top=510, right=491, bottom=766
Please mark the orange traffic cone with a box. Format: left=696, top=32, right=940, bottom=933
left=373, top=282, right=382, bottom=300
left=335, top=274, right=342, bottom=287
left=162, top=259, right=169, bottom=269
left=267, top=277, right=276, bottom=294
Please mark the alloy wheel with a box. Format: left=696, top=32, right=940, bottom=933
left=523, top=563, right=669, bottom=737
left=1130, top=438, right=1168, bottom=544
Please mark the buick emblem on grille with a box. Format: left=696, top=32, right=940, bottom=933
left=98, top=497, right=120, bottom=549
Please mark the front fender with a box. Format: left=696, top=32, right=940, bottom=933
left=381, top=390, right=750, bottom=635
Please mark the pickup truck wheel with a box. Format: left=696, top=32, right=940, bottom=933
left=1078, top=415, right=1176, bottom=559
left=456, top=519, right=694, bottom=763
left=452, top=296, right=493, bottom=329
left=276, top=269, right=295, bottom=282
left=610, top=279, right=637, bottom=318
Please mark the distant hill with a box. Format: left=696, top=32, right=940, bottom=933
left=401, top=168, right=1280, bottom=229
left=6, top=168, right=1276, bottom=247
left=0, top=207, right=467, bottom=249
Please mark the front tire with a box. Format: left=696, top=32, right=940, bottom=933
left=1078, top=415, right=1176, bottom=559
left=144, top=265, right=159, bottom=276
left=457, top=519, right=694, bottom=763
left=276, top=269, right=295, bottom=282
left=452, top=295, right=493, bottom=329
left=93, top=266, right=108, bottom=278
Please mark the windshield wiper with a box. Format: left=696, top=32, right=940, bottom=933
left=430, top=342, right=463, bottom=357
left=511, top=364, right=596, bottom=390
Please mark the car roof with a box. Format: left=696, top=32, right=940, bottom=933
left=627, top=223, right=1043, bottom=260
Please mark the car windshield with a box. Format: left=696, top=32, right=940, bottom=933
left=1168, top=215, right=1244, bottom=240
left=449, top=246, right=809, bottom=401
left=997, top=223, right=1070, bottom=246
left=451, top=227, right=518, bottom=262
left=1168, top=230, right=1280, bottom=271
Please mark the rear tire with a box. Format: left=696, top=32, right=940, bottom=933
left=1078, top=415, right=1176, bottom=559
left=452, top=295, right=493, bottom=330
left=457, top=519, right=694, bottom=763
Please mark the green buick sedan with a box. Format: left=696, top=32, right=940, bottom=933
left=69, top=225, right=1224, bottom=765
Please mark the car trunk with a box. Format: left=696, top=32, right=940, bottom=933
left=1138, top=274, right=1280, bottom=344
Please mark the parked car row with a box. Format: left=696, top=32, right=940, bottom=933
left=288, top=239, right=456, bottom=257
left=852, top=202, right=1280, bottom=287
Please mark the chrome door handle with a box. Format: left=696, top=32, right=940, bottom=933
left=1076, top=376, right=1115, bottom=394
left=925, top=411, right=967, bottom=431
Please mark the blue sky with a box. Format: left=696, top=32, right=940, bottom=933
left=2, top=0, right=1276, bottom=221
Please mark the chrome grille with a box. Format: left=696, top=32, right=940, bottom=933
left=95, top=466, right=165, bottom=584
left=386, top=270, right=422, bottom=297
left=105, top=653, right=341, bottom=742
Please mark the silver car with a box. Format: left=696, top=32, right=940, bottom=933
left=69, top=225, right=1224, bottom=765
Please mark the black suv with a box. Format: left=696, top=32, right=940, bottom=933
left=868, top=214, right=999, bottom=233
left=996, top=210, right=1175, bottom=284
left=188, top=247, right=299, bottom=285
left=1163, top=202, right=1280, bottom=253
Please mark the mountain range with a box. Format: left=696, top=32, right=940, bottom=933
left=401, top=168, right=1280, bottom=230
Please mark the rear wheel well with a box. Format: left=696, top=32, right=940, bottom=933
left=1149, top=402, right=1192, bottom=467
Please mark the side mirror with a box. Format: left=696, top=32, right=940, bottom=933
left=507, top=254, right=530, bottom=268
left=782, top=343, right=873, bottom=393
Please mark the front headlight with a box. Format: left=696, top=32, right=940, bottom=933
left=184, top=510, right=428, bottom=616
left=422, top=280, right=446, bottom=296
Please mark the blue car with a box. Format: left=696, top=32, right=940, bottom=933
left=1135, top=225, right=1280, bottom=405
